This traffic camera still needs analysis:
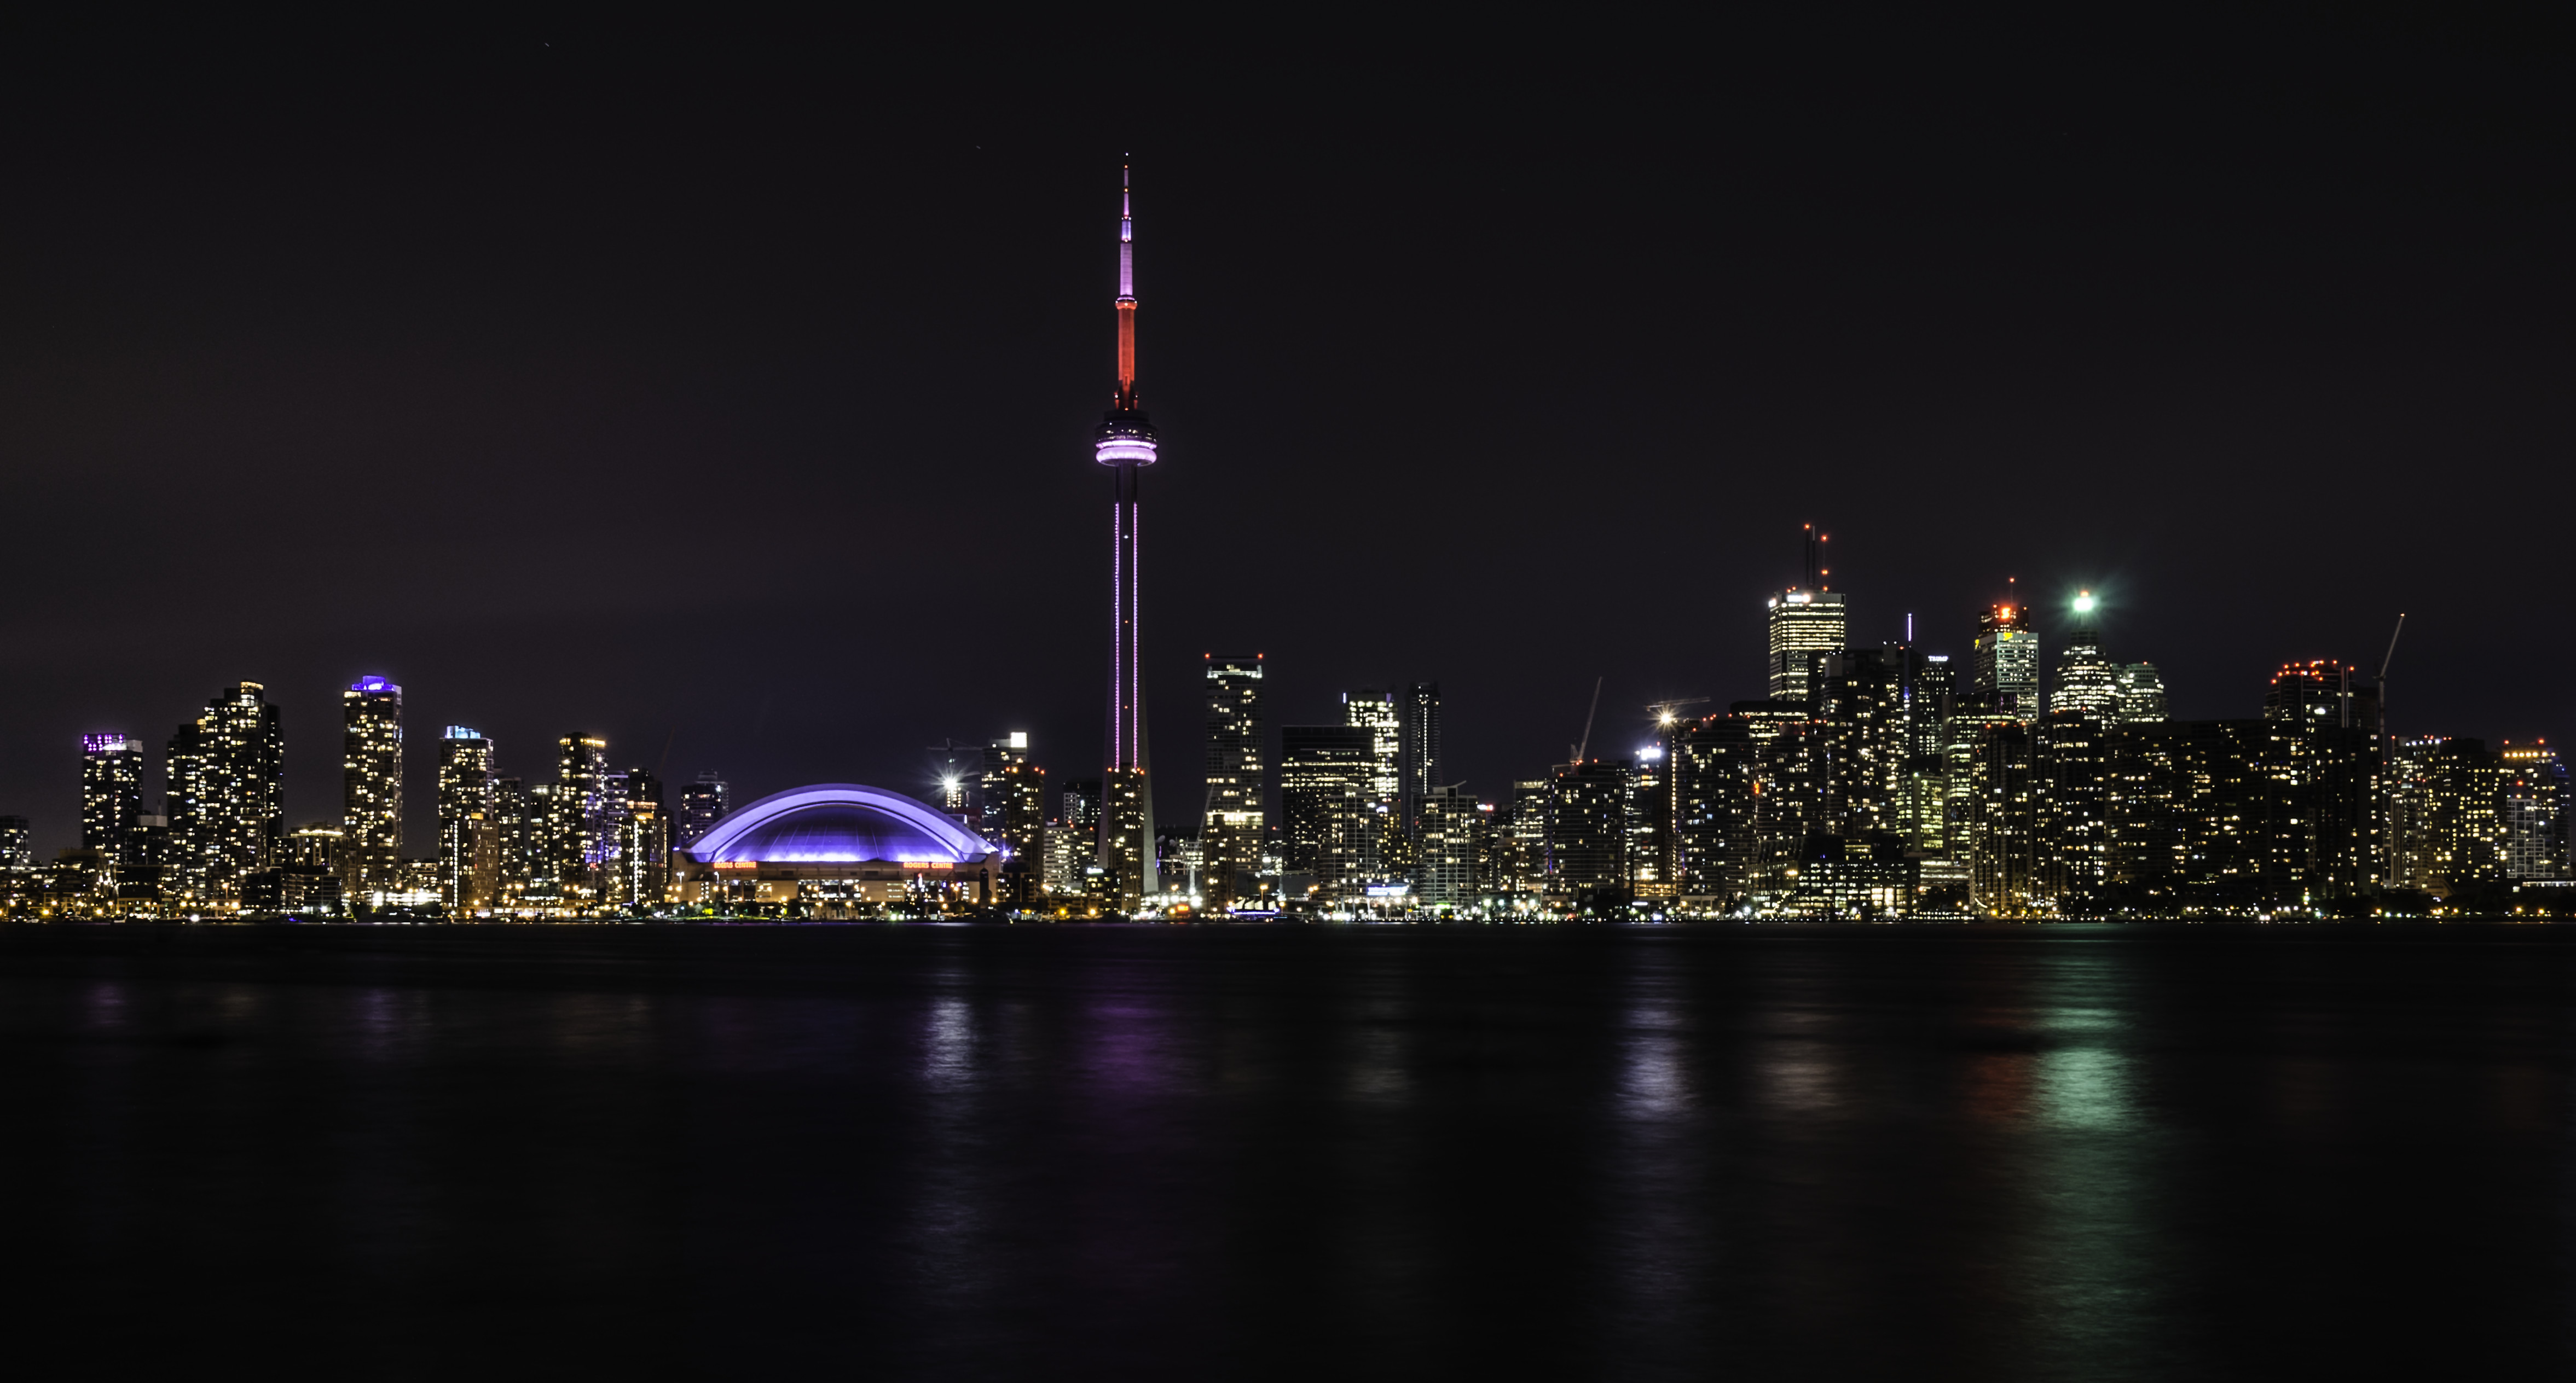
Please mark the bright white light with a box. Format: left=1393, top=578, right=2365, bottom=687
left=941, top=776, right=960, bottom=793
left=2074, top=592, right=2098, bottom=614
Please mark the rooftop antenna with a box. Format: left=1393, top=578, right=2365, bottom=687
left=1647, top=697, right=1710, bottom=728
left=1572, top=676, right=1604, bottom=763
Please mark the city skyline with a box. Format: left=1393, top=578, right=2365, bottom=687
left=0, top=16, right=2567, bottom=867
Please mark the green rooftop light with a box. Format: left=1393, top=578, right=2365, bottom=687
left=2074, top=592, right=2097, bottom=614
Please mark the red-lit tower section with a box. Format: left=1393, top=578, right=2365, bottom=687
left=1094, top=165, right=1160, bottom=908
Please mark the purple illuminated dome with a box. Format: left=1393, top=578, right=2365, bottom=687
left=688, top=785, right=998, bottom=864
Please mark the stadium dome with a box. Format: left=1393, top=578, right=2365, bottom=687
left=688, top=785, right=997, bottom=864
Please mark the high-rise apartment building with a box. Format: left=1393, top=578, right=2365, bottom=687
left=1674, top=716, right=1760, bottom=908
left=1202, top=656, right=1266, bottom=908
left=2498, top=742, right=2566, bottom=881
left=678, top=772, right=729, bottom=848
left=983, top=733, right=1047, bottom=905
left=1973, top=601, right=2040, bottom=717
left=80, top=734, right=144, bottom=862
left=0, top=816, right=32, bottom=873
left=166, top=683, right=284, bottom=906
left=341, top=676, right=404, bottom=897
left=1281, top=725, right=1377, bottom=903
left=1547, top=759, right=1631, bottom=913
left=615, top=768, right=668, bottom=907
left=492, top=776, right=531, bottom=904
left=436, top=727, right=499, bottom=912
left=1413, top=785, right=1478, bottom=910
left=552, top=735, right=610, bottom=902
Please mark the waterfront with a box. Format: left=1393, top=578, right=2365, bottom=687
left=1, top=923, right=2568, bottom=1378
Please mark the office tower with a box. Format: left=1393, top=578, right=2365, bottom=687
left=597, top=770, right=637, bottom=900
left=341, top=676, right=405, bottom=896
left=1972, top=600, right=2040, bottom=717
left=1674, top=716, right=1759, bottom=910
left=2115, top=664, right=2168, bottom=723
left=2052, top=594, right=2120, bottom=718
left=2499, top=742, right=2567, bottom=880
left=1341, top=689, right=1405, bottom=879
left=1548, top=759, right=1631, bottom=913
left=436, top=727, right=499, bottom=912
left=678, top=771, right=729, bottom=848
left=1413, top=785, right=1478, bottom=910
left=492, top=776, right=531, bottom=904
left=552, top=735, right=610, bottom=903
left=166, top=682, right=284, bottom=906
left=1094, top=165, right=1161, bottom=911
left=1202, top=657, right=1266, bottom=908
left=1399, top=683, right=1442, bottom=828
left=80, top=734, right=144, bottom=862
left=1764, top=525, right=1846, bottom=704
left=1280, top=725, right=1377, bottom=903
left=0, top=816, right=31, bottom=871
left=983, top=733, right=1047, bottom=905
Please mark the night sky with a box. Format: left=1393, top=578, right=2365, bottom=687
left=1, top=12, right=2567, bottom=854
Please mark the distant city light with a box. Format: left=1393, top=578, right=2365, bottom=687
left=2074, top=592, right=2097, bottom=614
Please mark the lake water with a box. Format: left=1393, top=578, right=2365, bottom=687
left=1, top=923, right=2567, bottom=1379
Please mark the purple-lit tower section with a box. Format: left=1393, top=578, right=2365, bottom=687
left=1094, top=166, right=1159, bottom=903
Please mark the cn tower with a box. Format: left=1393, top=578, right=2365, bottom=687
left=1095, top=164, right=1158, bottom=910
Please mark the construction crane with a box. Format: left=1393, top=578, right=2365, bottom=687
left=1570, top=676, right=1604, bottom=764
left=2376, top=614, right=2406, bottom=751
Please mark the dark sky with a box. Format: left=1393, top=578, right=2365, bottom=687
left=1, top=10, right=2568, bottom=853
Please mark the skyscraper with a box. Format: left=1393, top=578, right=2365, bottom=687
left=2051, top=593, right=2119, bottom=718
left=341, top=676, right=404, bottom=896
left=437, top=727, right=498, bottom=912
left=1548, top=758, right=1631, bottom=914
left=1095, top=165, right=1160, bottom=911
left=1343, top=689, right=1406, bottom=880
left=1973, top=598, right=2040, bottom=716
left=1766, top=525, right=1846, bottom=703
left=0, top=816, right=33, bottom=873
left=983, top=733, right=1047, bottom=905
left=166, top=682, right=283, bottom=906
left=2115, top=663, right=2168, bottom=723
left=1202, top=656, right=1266, bottom=909
left=1399, top=682, right=1442, bottom=828
left=1280, top=724, right=1376, bottom=904
left=80, top=734, right=143, bottom=862
left=552, top=734, right=609, bottom=903
left=678, top=771, right=729, bottom=847
left=2498, top=742, right=2566, bottom=881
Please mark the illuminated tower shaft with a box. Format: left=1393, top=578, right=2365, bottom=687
left=1095, top=165, right=1160, bottom=909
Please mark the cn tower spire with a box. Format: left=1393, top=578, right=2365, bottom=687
left=1094, top=159, right=1159, bottom=910
left=1117, top=163, right=1136, bottom=400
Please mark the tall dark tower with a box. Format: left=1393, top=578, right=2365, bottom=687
left=1095, top=164, right=1160, bottom=910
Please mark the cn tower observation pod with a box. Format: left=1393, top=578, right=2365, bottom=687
left=672, top=784, right=1003, bottom=914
